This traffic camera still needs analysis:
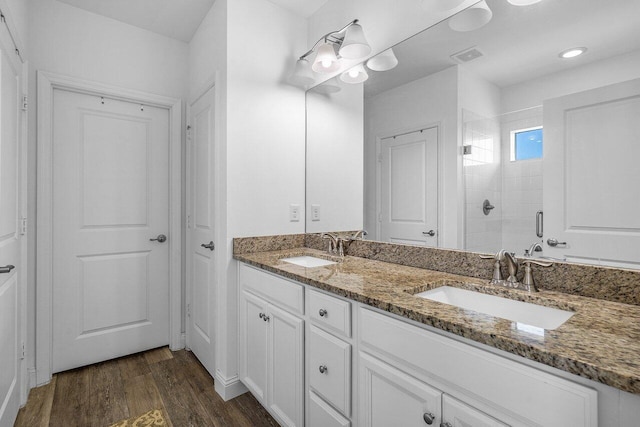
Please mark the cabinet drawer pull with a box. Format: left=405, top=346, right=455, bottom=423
left=263, top=315, right=270, bottom=322
left=423, top=412, right=435, bottom=425
left=318, top=365, right=328, bottom=374
left=259, top=312, right=264, bottom=319
left=319, top=308, right=327, bottom=317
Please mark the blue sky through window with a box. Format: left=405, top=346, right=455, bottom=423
left=514, top=128, right=542, bottom=160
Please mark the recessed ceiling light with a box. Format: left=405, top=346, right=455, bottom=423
left=559, top=47, right=587, bottom=59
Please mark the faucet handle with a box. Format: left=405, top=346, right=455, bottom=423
left=525, top=259, right=552, bottom=268
left=522, top=259, right=552, bottom=292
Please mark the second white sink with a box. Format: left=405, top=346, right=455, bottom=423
left=281, top=256, right=337, bottom=268
left=415, top=286, right=574, bottom=330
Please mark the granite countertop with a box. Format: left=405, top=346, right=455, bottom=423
left=234, top=247, right=640, bottom=394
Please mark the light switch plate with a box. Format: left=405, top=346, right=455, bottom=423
left=311, top=204, right=320, bottom=221
left=290, top=204, right=300, bottom=222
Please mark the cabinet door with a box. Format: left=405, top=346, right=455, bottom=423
left=268, top=304, right=304, bottom=427
left=442, top=394, right=509, bottom=427
left=239, top=291, right=268, bottom=402
left=359, top=352, right=441, bottom=427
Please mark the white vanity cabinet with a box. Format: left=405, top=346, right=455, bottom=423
left=306, top=289, right=353, bottom=427
left=239, top=264, right=304, bottom=427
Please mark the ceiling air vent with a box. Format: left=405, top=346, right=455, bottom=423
left=450, top=46, right=484, bottom=64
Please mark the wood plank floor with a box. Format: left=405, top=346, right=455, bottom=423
left=14, top=347, right=279, bottom=427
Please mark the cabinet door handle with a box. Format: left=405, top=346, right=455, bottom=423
left=318, top=309, right=327, bottom=317
left=259, top=313, right=265, bottom=319
left=423, top=412, right=435, bottom=425
left=318, top=365, right=328, bottom=374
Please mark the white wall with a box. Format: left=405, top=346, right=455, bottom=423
left=27, top=0, right=189, bottom=385
left=364, top=66, right=459, bottom=248
left=306, top=82, right=364, bottom=233
left=188, top=0, right=308, bottom=396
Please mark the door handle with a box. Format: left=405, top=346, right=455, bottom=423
left=423, top=230, right=436, bottom=237
left=201, top=241, right=215, bottom=251
left=150, top=234, right=167, bottom=243
left=547, top=238, right=566, bottom=247
left=0, top=265, right=15, bottom=274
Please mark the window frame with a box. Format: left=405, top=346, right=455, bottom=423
left=510, top=125, right=543, bottom=162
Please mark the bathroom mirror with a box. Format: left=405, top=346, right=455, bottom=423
left=305, top=0, right=640, bottom=269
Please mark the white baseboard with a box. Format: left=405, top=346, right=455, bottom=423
left=214, top=372, right=248, bottom=401
left=28, top=368, right=36, bottom=390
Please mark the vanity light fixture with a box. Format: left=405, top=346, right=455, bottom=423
left=341, top=64, right=369, bottom=84
left=448, top=0, right=493, bottom=32
left=367, top=48, right=399, bottom=71
left=290, top=19, right=371, bottom=86
left=559, top=47, right=587, bottom=59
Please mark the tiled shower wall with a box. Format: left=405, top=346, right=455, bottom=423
left=500, top=107, right=543, bottom=255
left=463, top=110, right=502, bottom=253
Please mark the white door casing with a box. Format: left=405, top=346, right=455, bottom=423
left=51, top=89, right=171, bottom=373
left=378, top=127, right=439, bottom=246
left=543, top=78, right=640, bottom=268
left=36, top=71, right=182, bottom=384
left=186, top=84, right=216, bottom=375
left=0, top=28, right=25, bottom=427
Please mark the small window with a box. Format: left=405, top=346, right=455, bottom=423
left=510, top=127, right=542, bottom=161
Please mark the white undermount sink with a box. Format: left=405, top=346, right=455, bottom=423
left=416, top=286, right=574, bottom=330
left=281, top=256, right=336, bottom=268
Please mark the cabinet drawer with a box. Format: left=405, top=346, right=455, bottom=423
left=359, top=307, right=597, bottom=427
left=240, top=263, right=304, bottom=315
left=308, top=325, right=351, bottom=416
left=307, top=289, right=351, bottom=338
left=308, top=391, right=350, bottom=427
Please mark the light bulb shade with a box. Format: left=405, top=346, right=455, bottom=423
left=448, top=1, right=493, bottom=32
left=507, top=0, right=541, bottom=5
left=421, top=0, right=466, bottom=12
left=338, top=23, right=371, bottom=59
left=340, top=64, right=369, bottom=84
left=366, top=48, right=398, bottom=71
left=312, top=77, right=341, bottom=94
left=312, top=42, right=341, bottom=73
left=289, top=58, right=315, bottom=86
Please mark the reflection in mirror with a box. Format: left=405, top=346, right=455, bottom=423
left=306, top=0, right=640, bottom=269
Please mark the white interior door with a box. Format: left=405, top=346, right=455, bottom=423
left=0, top=42, right=24, bottom=427
left=544, top=78, right=640, bottom=269
left=186, top=85, right=216, bottom=375
left=52, top=89, right=170, bottom=373
left=379, top=127, right=438, bottom=246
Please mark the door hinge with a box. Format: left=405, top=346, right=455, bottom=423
left=186, top=125, right=192, bottom=140
left=186, top=215, right=191, bottom=229
left=378, top=212, right=383, bottom=222
left=377, top=153, right=382, bottom=163
left=21, top=342, right=25, bottom=359
left=20, top=217, right=27, bottom=235
left=187, top=303, right=191, bottom=318
left=22, top=95, right=27, bottom=112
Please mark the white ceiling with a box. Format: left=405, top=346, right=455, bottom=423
left=364, top=0, right=640, bottom=97
left=56, top=0, right=216, bottom=42
left=267, top=0, right=329, bottom=18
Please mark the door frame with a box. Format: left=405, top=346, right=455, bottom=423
left=374, top=123, right=442, bottom=245
left=185, top=76, right=217, bottom=372
left=36, top=71, right=182, bottom=385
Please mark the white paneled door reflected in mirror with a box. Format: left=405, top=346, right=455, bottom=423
left=305, top=0, right=640, bottom=269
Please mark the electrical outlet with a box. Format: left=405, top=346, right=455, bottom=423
left=311, top=204, right=320, bottom=221
left=290, top=204, right=300, bottom=222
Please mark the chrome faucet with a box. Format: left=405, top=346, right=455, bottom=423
left=351, top=229, right=367, bottom=240
left=479, top=249, right=507, bottom=284
left=503, top=252, right=519, bottom=286
left=524, top=242, right=543, bottom=257
left=322, top=232, right=346, bottom=257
